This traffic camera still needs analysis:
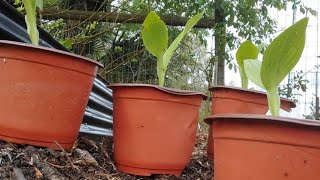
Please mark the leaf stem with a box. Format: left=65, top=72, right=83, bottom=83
left=240, top=69, right=248, bottom=89
left=23, top=0, right=39, bottom=45
left=266, top=87, right=280, bottom=116
left=157, top=56, right=165, bottom=87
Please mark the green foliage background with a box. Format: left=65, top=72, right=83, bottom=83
left=8, top=0, right=316, bottom=123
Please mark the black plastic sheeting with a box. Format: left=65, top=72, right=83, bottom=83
left=0, top=0, right=113, bottom=136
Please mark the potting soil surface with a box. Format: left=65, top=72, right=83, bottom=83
left=0, top=130, right=212, bottom=179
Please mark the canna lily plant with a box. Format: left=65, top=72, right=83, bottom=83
left=21, top=0, right=43, bottom=45
left=142, top=11, right=204, bottom=87
left=243, top=17, right=308, bottom=116
left=235, top=40, right=260, bottom=89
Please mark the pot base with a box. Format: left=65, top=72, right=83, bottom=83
left=116, top=164, right=182, bottom=176
left=0, top=134, right=73, bottom=150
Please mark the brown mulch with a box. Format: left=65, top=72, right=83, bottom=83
left=0, top=130, right=212, bottom=180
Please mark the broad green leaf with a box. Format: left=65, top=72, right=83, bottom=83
left=261, top=17, right=308, bottom=90
left=142, top=11, right=168, bottom=59
left=23, top=0, right=39, bottom=45
left=236, top=40, right=259, bottom=88
left=162, top=11, right=204, bottom=72
left=141, top=11, right=203, bottom=86
left=236, top=40, right=259, bottom=72
left=244, top=59, right=265, bottom=89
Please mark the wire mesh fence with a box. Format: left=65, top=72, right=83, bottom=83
left=41, top=2, right=213, bottom=90
left=273, top=0, right=320, bottom=118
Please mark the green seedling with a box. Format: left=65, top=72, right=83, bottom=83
left=22, top=0, right=43, bottom=45
left=235, top=40, right=260, bottom=89
left=142, top=11, right=204, bottom=87
left=243, top=17, right=309, bottom=116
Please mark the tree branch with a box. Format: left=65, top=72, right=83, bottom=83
left=42, top=9, right=215, bottom=28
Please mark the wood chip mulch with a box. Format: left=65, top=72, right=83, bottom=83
left=0, top=130, right=212, bottom=179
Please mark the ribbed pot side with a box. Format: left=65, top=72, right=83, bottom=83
left=110, top=84, right=205, bottom=176
left=0, top=41, right=102, bottom=149
left=206, top=114, right=320, bottom=180
left=206, top=86, right=296, bottom=159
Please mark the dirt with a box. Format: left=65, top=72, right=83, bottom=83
left=0, top=130, right=212, bottom=180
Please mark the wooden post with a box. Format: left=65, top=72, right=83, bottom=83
left=214, top=5, right=226, bottom=85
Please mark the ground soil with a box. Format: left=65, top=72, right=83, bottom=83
left=0, top=130, right=212, bottom=180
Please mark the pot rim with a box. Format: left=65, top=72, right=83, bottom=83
left=209, top=85, right=296, bottom=108
left=108, top=83, right=208, bottom=100
left=204, top=114, right=320, bottom=127
left=0, top=40, right=103, bottom=67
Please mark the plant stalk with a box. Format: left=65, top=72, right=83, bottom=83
left=266, top=87, right=280, bottom=116
left=157, top=56, right=165, bottom=87
left=240, top=69, right=248, bottom=89
left=23, top=0, right=39, bottom=45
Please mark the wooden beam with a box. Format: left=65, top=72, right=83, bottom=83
left=41, top=9, right=215, bottom=28
left=214, top=6, right=226, bottom=86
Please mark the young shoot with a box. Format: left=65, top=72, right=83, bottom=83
left=22, top=0, right=43, bottom=45
left=142, top=11, right=204, bottom=87
left=243, top=17, right=309, bottom=116
left=235, top=40, right=260, bottom=89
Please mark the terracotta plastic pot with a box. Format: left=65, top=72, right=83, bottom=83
left=109, top=84, right=206, bottom=176
left=206, top=86, right=296, bottom=159
left=205, top=114, right=320, bottom=180
left=209, top=86, right=296, bottom=114
left=0, top=40, right=102, bottom=150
